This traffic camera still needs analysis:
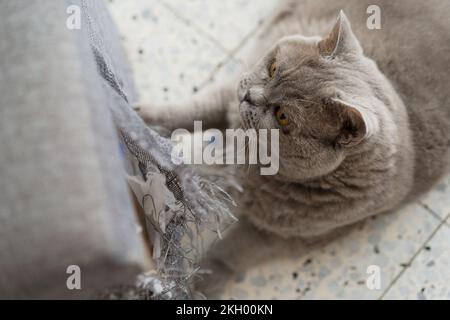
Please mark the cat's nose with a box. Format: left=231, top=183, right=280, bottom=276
left=242, top=91, right=254, bottom=105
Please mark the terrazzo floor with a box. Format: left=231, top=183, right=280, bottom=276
left=106, top=0, right=450, bottom=300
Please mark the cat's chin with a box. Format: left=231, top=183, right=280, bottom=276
left=238, top=102, right=255, bottom=129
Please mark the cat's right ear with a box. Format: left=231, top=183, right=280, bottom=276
left=318, top=10, right=363, bottom=58
left=328, top=98, right=378, bottom=148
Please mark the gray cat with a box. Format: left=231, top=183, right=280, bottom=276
left=138, top=0, right=450, bottom=296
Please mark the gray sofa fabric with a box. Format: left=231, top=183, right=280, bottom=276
left=0, top=0, right=151, bottom=298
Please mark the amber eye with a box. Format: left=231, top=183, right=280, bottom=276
left=275, top=107, right=289, bottom=126
left=269, top=61, right=277, bottom=78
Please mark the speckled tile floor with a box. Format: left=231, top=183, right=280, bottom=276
left=106, top=0, right=450, bottom=300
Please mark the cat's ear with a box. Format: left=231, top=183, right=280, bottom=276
left=318, top=10, right=363, bottom=58
left=330, top=98, right=377, bottom=147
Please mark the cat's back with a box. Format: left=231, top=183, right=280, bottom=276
left=343, top=0, right=450, bottom=197
left=259, top=0, right=450, bottom=198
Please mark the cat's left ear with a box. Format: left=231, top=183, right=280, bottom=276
left=330, top=98, right=378, bottom=147
left=318, top=10, right=363, bottom=58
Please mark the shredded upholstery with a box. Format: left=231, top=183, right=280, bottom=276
left=79, top=0, right=239, bottom=298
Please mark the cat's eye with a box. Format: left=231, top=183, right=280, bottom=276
left=269, top=61, right=277, bottom=78
left=275, top=106, right=289, bottom=126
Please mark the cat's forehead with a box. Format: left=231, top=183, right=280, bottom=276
left=276, top=35, right=321, bottom=60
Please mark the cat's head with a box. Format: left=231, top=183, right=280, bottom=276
left=238, top=11, right=383, bottom=181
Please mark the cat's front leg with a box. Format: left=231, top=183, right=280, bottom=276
left=134, top=83, right=237, bottom=132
